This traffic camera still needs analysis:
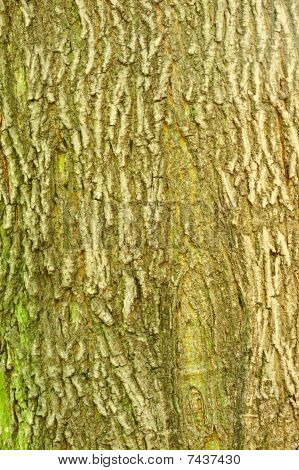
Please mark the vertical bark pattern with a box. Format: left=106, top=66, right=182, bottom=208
left=0, top=0, right=298, bottom=449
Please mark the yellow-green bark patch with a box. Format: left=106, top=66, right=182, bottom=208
left=70, top=302, right=79, bottom=324
left=58, top=154, right=66, bottom=174
left=15, top=65, right=27, bottom=97
left=0, top=369, right=10, bottom=447
left=16, top=423, right=29, bottom=450
left=0, top=224, right=10, bottom=263
left=16, top=304, right=28, bottom=328
left=204, top=428, right=220, bottom=450
left=16, top=304, right=29, bottom=348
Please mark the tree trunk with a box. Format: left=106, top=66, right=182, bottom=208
left=0, top=0, right=298, bottom=450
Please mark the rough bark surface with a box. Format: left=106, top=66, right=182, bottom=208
left=0, top=0, right=298, bottom=450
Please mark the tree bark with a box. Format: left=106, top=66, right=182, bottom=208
left=0, top=0, right=298, bottom=450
